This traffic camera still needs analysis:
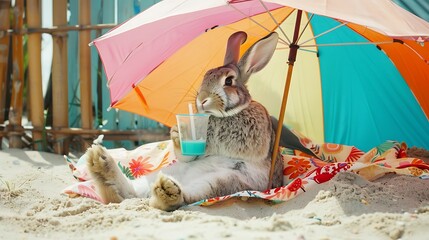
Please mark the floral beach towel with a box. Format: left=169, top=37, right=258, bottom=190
left=63, top=130, right=429, bottom=206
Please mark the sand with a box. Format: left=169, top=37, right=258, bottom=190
left=1, top=148, right=429, bottom=240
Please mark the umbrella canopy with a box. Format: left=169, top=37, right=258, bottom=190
left=91, top=0, right=429, bottom=151
left=249, top=11, right=429, bottom=151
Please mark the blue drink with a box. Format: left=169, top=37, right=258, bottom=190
left=181, top=140, right=206, bottom=156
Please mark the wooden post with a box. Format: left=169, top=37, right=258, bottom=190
left=8, top=0, right=25, bottom=148
left=52, top=0, right=69, bottom=154
left=26, top=0, right=45, bottom=151
left=0, top=0, right=11, bottom=148
left=79, top=0, right=93, bottom=133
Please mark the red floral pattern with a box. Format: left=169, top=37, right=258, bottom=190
left=345, top=147, right=364, bottom=163
left=129, top=156, right=153, bottom=178
left=283, top=157, right=311, bottom=179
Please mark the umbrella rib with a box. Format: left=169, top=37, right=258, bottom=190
left=278, top=46, right=318, bottom=54
left=300, top=41, right=394, bottom=48
left=298, top=22, right=348, bottom=46
left=257, top=0, right=292, bottom=45
left=227, top=2, right=288, bottom=45
left=403, top=42, right=428, bottom=63
left=296, top=13, right=314, bottom=44
left=298, top=48, right=317, bottom=54
left=106, top=41, right=145, bottom=86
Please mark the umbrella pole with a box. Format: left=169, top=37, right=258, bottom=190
left=268, top=10, right=303, bottom=189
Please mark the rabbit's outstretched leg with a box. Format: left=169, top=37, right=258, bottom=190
left=86, top=144, right=137, bottom=203
left=149, top=172, right=184, bottom=211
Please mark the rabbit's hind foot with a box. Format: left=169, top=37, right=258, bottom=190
left=150, top=172, right=184, bottom=211
left=86, top=144, right=130, bottom=203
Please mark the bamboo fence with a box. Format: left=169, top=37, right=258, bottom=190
left=8, top=0, right=25, bottom=149
left=0, top=1, right=169, bottom=154
left=0, top=0, right=11, bottom=143
left=26, top=0, right=44, bottom=151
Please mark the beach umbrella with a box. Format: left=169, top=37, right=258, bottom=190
left=91, top=0, right=429, bottom=184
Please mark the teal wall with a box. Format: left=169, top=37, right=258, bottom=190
left=67, top=0, right=164, bottom=149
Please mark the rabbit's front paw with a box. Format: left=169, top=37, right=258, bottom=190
left=150, top=173, right=184, bottom=211
left=170, top=125, right=180, bottom=148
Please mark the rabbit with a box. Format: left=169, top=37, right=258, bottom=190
left=86, top=31, right=284, bottom=211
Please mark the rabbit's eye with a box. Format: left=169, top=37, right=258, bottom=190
left=225, top=76, right=233, bottom=86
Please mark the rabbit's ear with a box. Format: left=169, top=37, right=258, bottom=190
left=238, top=32, right=278, bottom=82
left=224, top=31, right=247, bottom=65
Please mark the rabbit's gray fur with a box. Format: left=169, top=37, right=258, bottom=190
left=86, top=31, right=283, bottom=211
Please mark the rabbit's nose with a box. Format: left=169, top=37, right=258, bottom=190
left=196, top=98, right=207, bottom=111
left=201, top=98, right=212, bottom=108
left=198, top=98, right=211, bottom=111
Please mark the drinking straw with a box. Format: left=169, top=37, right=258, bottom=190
left=188, top=103, right=197, bottom=140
